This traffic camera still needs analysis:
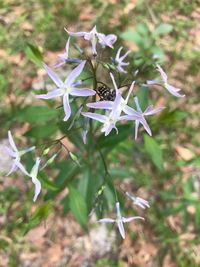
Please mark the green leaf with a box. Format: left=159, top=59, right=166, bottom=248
left=144, top=135, right=164, bottom=171
left=16, top=106, right=58, bottom=123
left=25, top=44, right=43, bottom=67
left=136, top=86, right=149, bottom=110
left=154, top=23, right=173, bottom=36
left=69, top=186, right=87, bottom=228
left=136, top=23, right=149, bottom=36
left=121, top=30, right=143, bottom=47
left=22, top=201, right=52, bottom=235
left=39, top=172, right=59, bottom=191
left=25, top=124, right=57, bottom=139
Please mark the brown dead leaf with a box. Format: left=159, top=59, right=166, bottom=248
left=45, top=244, right=62, bottom=266
left=26, top=225, right=47, bottom=245
left=175, top=145, right=194, bottom=161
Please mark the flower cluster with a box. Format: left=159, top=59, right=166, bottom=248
left=5, top=25, right=185, bottom=239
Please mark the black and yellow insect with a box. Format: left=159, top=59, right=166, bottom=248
left=96, top=85, right=116, bottom=101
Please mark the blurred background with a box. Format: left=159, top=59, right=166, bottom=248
left=0, top=0, right=200, bottom=266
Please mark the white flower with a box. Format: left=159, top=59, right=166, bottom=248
left=126, top=192, right=150, bottom=209
left=114, top=46, right=130, bottom=73
left=98, top=202, right=144, bottom=239
left=35, top=61, right=95, bottom=122
left=5, top=131, right=35, bottom=176
left=146, top=64, right=185, bottom=98
left=65, top=25, right=117, bottom=55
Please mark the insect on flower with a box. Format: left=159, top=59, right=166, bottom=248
left=96, top=85, right=116, bottom=101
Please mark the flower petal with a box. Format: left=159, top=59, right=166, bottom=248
left=110, top=73, right=118, bottom=92
left=65, top=60, right=86, bottom=86
left=135, top=120, right=140, bottom=140
left=63, top=94, right=71, bottom=121
left=32, top=176, right=41, bottom=202
left=98, top=218, right=115, bottom=223
left=64, top=28, right=87, bottom=37
left=116, top=47, right=123, bottom=61
left=91, top=37, right=97, bottom=55
left=70, top=88, right=95, bottom=96
left=81, top=112, right=107, bottom=123
left=35, top=89, right=63, bottom=99
left=139, top=117, right=152, bottom=137
left=8, top=131, right=18, bottom=152
left=86, top=101, right=113, bottom=110
left=4, top=146, right=16, bottom=157
left=15, top=160, right=29, bottom=176
left=65, top=37, right=70, bottom=57
left=6, top=162, right=18, bottom=176
left=117, top=220, right=125, bottom=239
left=125, top=81, right=135, bottom=103
left=156, top=64, right=168, bottom=82
left=144, top=106, right=165, bottom=116
left=44, top=64, right=63, bottom=88
left=122, top=216, right=144, bottom=223
left=165, top=84, right=185, bottom=98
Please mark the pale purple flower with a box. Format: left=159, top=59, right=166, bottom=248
left=122, top=96, right=165, bottom=139
left=28, top=157, right=41, bottom=202
left=65, top=26, right=117, bottom=55
left=35, top=61, right=95, bottom=121
left=5, top=131, right=35, bottom=176
left=99, top=34, right=117, bottom=48
left=84, top=73, right=145, bottom=136
left=126, top=192, right=150, bottom=209
left=82, top=93, right=125, bottom=136
left=98, top=202, right=144, bottom=239
left=114, top=46, right=130, bottom=73
left=55, top=37, right=82, bottom=68
left=146, top=65, right=185, bottom=98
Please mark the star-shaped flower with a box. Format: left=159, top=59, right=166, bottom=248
left=83, top=73, right=146, bottom=136
left=122, top=96, right=165, bottom=139
left=35, top=61, right=95, bottom=121
left=98, top=202, right=144, bottom=239
left=113, top=46, right=130, bottom=73
left=126, top=192, right=150, bottom=209
left=146, top=64, right=185, bottom=98
left=82, top=93, right=126, bottom=136
left=5, top=131, right=35, bottom=176
left=55, top=37, right=82, bottom=68
left=65, top=26, right=117, bottom=55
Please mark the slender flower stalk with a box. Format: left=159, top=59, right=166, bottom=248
left=35, top=61, right=95, bottom=121
left=126, top=192, right=150, bottom=209
left=5, top=131, right=35, bottom=176
left=65, top=25, right=117, bottom=55
left=113, top=46, right=130, bottom=73
left=98, top=202, right=144, bottom=239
